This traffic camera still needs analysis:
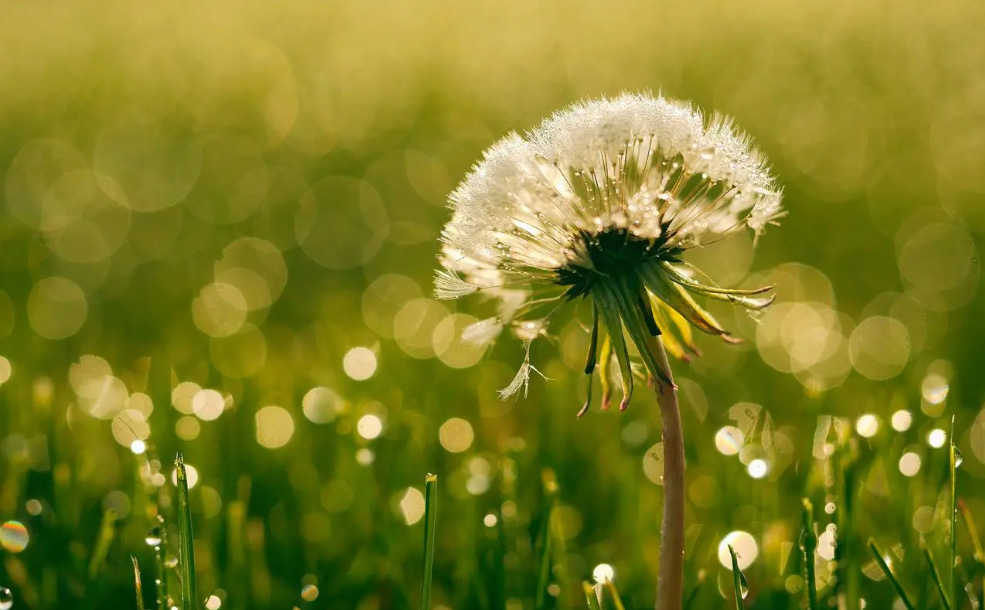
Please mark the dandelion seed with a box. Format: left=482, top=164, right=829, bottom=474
left=461, top=317, right=503, bottom=346
left=436, top=92, right=783, bottom=409
left=434, top=269, right=478, bottom=300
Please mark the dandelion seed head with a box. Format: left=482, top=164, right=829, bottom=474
left=436, top=93, right=783, bottom=405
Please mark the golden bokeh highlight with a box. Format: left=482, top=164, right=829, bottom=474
left=361, top=275, right=422, bottom=339
left=642, top=442, right=664, bottom=485
left=255, top=405, right=294, bottom=449
left=209, top=324, right=267, bottom=379
left=718, top=531, right=758, bottom=570
left=849, top=316, right=910, bottom=380
left=432, top=314, right=486, bottom=369
left=343, top=347, right=377, bottom=381
left=356, top=414, right=383, bottom=441
left=214, top=237, right=288, bottom=312
left=192, top=389, right=227, bottom=421
left=438, top=418, right=474, bottom=453
left=394, top=299, right=448, bottom=360
left=398, top=488, right=425, bottom=526
left=192, top=282, right=248, bottom=338
left=0, top=521, right=29, bottom=553
left=111, top=410, right=151, bottom=447
left=296, top=177, right=388, bottom=269
left=27, top=277, right=88, bottom=340
left=171, top=464, right=199, bottom=489
left=176, top=415, right=202, bottom=441
left=70, top=355, right=128, bottom=420
left=302, top=387, right=344, bottom=424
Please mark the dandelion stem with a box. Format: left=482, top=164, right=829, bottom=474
left=646, top=335, right=684, bottom=610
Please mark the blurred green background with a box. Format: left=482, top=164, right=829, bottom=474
left=0, top=0, right=984, bottom=608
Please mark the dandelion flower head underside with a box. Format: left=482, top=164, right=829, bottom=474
left=435, top=93, right=784, bottom=413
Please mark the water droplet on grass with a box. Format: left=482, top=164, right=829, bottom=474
left=738, top=570, right=750, bottom=599
left=145, top=525, right=163, bottom=546
left=0, top=587, right=12, bottom=610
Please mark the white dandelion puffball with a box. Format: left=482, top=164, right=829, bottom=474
left=435, top=93, right=783, bottom=412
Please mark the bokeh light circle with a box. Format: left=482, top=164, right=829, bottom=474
left=438, top=418, right=475, bottom=453
left=897, top=221, right=979, bottom=311
left=255, top=406, right=295, bottom=449
left=302, top=387, right=344, bottom=424
left=0, top=521, right=29, bottom=553
left=718, top=531, right=758, bottom=570
left=27, top=277, right=88, bottom=339
left=849, top=316, right=910, bottom=380
left=295, top=176, right=388, bottom=269
left=192, top=282, right=248, bottom=338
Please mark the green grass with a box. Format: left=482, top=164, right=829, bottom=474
left=131, top=556, right=146, bottom=610
left=921, top=537, right=951, bottom=610
left=420, top=473, right=438, bottom=610
left=582, top=582, right=602, bottom=610
left=950, top=416, right=959, bottom=609
left=727, top=544, right=748, bottom=609
left=175, top=454, right=199, bottom=610
left=800, top=499, right=818, bottom=610
left=869, top=539, right=917, bottom=610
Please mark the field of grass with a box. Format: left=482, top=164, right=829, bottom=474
left=1, top=0, right=984, bottom=608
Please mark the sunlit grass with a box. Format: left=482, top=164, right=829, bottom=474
left=0, top=0, right=984, bottom=608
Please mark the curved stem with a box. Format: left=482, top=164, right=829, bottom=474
left=647, top=335, right=684, bottom=610
left=591, top=280, right=685, bottom=610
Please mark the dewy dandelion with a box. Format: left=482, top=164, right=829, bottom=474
left=435, top=92, right=783, bottom=610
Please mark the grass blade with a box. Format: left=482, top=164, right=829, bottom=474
left=800, top=499, right=818, bottom=610
left=682, top=570, right=705, bottom=610
left=949, top=416, right=958, bottom=609
left=175, top=453, right=199, bottom=610
left=603, top=578, right=627, bottom=610
left=958, top=499, right=984, bottom=564
left=152, top=515, right=168, bottom=610
left=87, top=509, right=117, bottom=582
left=728, top=544, right=748, bottom=609
left=534, top=472, right=559, bottom=610
left=958, top=498, right=985, bottom=610
left=132, top=556, right=146, bottom=610
left=921, top=538, right=951, bottom=610
left=420, top=473, right=438, bottom=610
left=868, top=539, right=917, bottom=610
left=582, top=582, right=602, bottom=610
